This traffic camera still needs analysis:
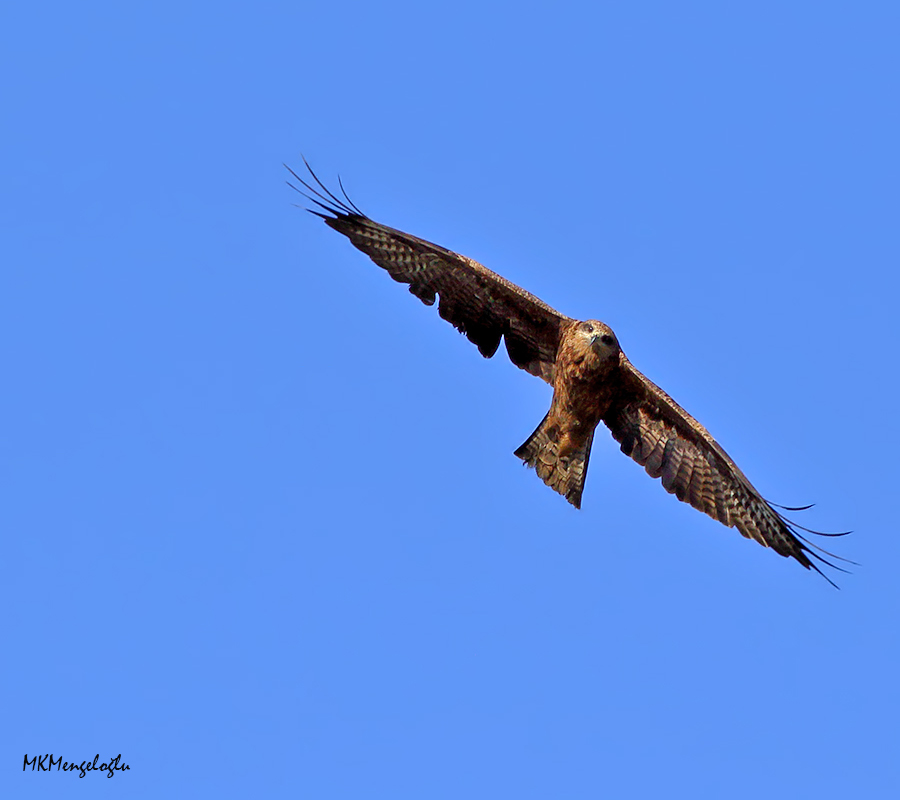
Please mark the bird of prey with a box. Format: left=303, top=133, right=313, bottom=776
left=288, top=162, right=848, bottom=584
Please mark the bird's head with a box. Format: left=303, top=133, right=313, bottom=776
left=577, top=320, right=619, bottom=361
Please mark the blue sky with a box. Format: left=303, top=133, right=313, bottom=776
left=2, top=1, right=899, bottom=797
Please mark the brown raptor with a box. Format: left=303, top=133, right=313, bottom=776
left=288, top=162, right=849, bottom=584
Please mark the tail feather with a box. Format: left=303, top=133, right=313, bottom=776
left=514, top=415, right=594, bottom=509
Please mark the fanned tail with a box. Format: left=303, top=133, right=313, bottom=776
left=515, top=415, right=594, bottom=509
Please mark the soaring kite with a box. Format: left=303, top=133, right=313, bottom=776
left=288, top=162, right=848, bottom=584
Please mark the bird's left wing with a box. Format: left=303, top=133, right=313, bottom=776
left=603, top=354, right=846, bottom=583
left=288, top=163, right=574, bottom=384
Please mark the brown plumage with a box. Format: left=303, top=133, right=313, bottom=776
left=288, top=161, right=849, bottom=585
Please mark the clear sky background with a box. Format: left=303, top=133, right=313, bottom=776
left=2, top=1, right=898, bottom=797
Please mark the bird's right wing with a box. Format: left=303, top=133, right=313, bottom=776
left=288, top=163, right=574, bottom=384
left=603, top=354, right=848, bottom=584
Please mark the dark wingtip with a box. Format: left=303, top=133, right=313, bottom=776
left=807, top=560, right=842, bottom=590
left=770, top=501, right=816, bottom=512
left=337, top=173, right=365, bottom=216
left=284, top=158, right=367, bottom=220
left=770, top=504, right=857, bottom=588
left=763, top=498, right=855, bottom=587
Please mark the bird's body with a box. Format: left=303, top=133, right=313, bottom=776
left=289, top=162, right=848, bottom=584
left=516, top=320, right=620, bottom=507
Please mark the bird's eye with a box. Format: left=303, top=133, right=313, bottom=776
left=583, top=323, right=594, bottom=333
left=601, top=334, right=615, bottom=346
